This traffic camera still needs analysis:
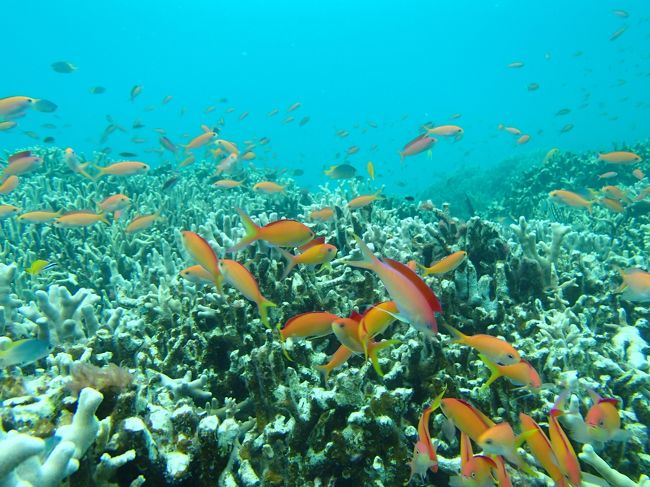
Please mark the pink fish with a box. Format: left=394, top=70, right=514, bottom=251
left=346, top=236, right=441, bottom=335
left=399, top=134, right=436, bottom=159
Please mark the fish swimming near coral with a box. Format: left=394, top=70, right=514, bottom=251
left=345, top=236, right=441, bottom=335
left=228, top=208, right=314, bottom=253
left=25, top=260, right=57, bottom=275
left=615, top=268, right=650, bottom=302
left=419, top=251, right=467, bottom=275
left=218, top=259, right=276, bottom=327
left=0, top=338, right=53, bottom=367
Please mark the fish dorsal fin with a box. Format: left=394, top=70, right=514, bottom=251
left=9, top=151, right=31, bottom=163
left=384, top=258, right=442, bottom=313
left=299, top=236, right=325, bottom=252
left=348, top=310, right=363, bottom=322
left=200, top=124, right=211, bottom=133
left=263, top=219, right=302, bottom=229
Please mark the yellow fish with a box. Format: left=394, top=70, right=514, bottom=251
left=367, top=161, right=375, bottom=180
left=25, top=260, right=57, bottom=275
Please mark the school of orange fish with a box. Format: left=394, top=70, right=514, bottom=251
left=1, top=84, right=647, bottom=486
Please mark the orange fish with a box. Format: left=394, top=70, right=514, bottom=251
left=186, top=128, right=217, bottom=150
left=17, top=210, right=62, bottom=223
left=443, top=323, right=520, bottom=365
left=479, top=354, right=542, bottom=390
left=440, top=398, right=494, bottom=443
left=406, top=393, right=444, bottom=483
left=549, top=190, right=592, bottom=212
left=424, top=125, right=464, bottom=137
left=63, top=148, right=92, bottom=179
left=635, top=185, right=650, bottom=202
left=0, top=121, right=17, bottom=131
left=516, top=134, right=531, bottom=145
left=497, top=124, right=521, bottom=135
left=597, top=151, right=642, bottom=164
left=125, top=211, right=162, bottom=234
left=253, top=181, right=286, bottom=194
left=549, top=403, right=581, bottom=486
left=280, top=311, right=339, bottom=340
left=216, top=139, right=239, bottom=154
left=278, top=243, right=337, bottom=279
left=2, top=151, right=43, bottom=179
left=213, top=179, right=244, bottom=189
left=0, top=175, right=19, bottom=194
left=633, top=169, right=645, bottom=180
left=330, top=317, right=399, bottom=376
left=616, top=268, right=650, bottom=302
left=347, top=190, right=383, bottom=209
left=218, top=259, right=276, bottom=327
left=181, top=231, right=223, bottom=292
left=0, top=96, right=35, bottom=119
left=476, top=422, right=534, bottom=474
left=597, top=171, right=617, bottom=179
left=98, top=194, right=131, bottom=212
left=0, top=204, right=20, bottom=219
left=179, top=265, right=214, bottom=285
left=600, top=197, right=624, bottom=213
left=317, top=345, right=354, bottom=383
left=357, top=301, right=399, bottom=345
left=309, top=207, right=334, bottom=222
left=420, top=251, right=467, bottom=275
left=228, top=208, right=314, bottom=252
left=92, top=161, right=149, bottom=179
left=179, top=153, right=196, bottom=168
left=601, top=185, right=630, bottom=203
left=519, top=413, right=565, bottom=485
left=53, top=211, right=108, bottom=227
left=456, top=431, right=497, bottom=486
left=580, top=390, right=628, bottom=444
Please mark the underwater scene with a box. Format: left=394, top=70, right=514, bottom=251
left=1, top=0, right=649, bottom=486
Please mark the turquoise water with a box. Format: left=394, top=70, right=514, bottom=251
left=2, top=0, right=648, bottom=195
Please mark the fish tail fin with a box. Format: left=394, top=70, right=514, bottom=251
left=228, top=208, right=260, bottom=252
left=91, top=164, right=104, bottom=181
left=258, top=299, right=276, bottom=328
left=214, top=275, right=224, bottom=294
left=278, top=249, right=297, bottom=279
left=276, top=322, right=293, bottom=361
left=98, top=212, right=110, bottom=225
left=78, top=163, right=93, bottom=180
left=345, top=235, right=380, bottom=271
left=478, top=353, right=502, bottom=389
left=366, top=339, right=400, bottom=377
left=317, top=363, right=333, bottom=385
left=441, top=322, right=467, bottom=344
left=430, top=386, right=447, bottom=412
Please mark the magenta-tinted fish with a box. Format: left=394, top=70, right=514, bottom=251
left=400, top=134, right=436, bottom=159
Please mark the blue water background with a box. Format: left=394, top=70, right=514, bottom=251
left=2, top=0, right=648, bottom=195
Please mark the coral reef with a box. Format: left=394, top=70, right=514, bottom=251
left=1, top=143, right=649, bottom=485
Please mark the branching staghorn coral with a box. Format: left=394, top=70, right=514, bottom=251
left=510, top=216, right=571, bottom=289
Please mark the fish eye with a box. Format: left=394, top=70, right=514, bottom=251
left=471, top=473, right=476, bottom=479
left=599, top=420, right=605, bottom=426
left=507, top=353, right=514, bottom=359
left=485, top=439, right=492, bottom=444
